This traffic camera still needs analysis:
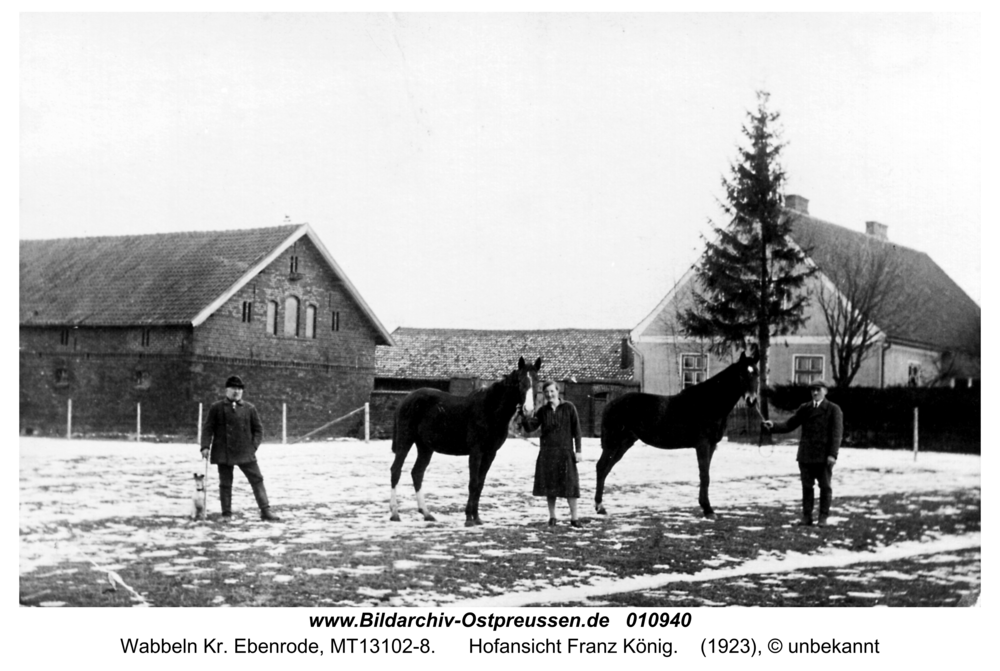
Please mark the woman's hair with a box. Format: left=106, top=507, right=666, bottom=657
left=542, top=380, right=559, bottom=392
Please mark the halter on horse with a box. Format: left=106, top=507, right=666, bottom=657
left=389, top=356, right=542, bottom=526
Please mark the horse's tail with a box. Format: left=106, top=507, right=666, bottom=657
left=391, top=393, right=410, bottom=454
left=390, top=390, right=423, bottom=454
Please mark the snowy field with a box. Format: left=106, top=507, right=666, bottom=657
left=19, top=436, right=980, bottom=607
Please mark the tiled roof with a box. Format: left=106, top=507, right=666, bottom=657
left=376, top=328, right=635, bottom=381
left=20, top=225, right=302, bottom=326
left=787, top=212, right=981, bottom=350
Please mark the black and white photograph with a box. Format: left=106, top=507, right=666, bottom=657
left=16, top=9, right=987, bottom=667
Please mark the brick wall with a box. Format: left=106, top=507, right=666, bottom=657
left=369, top=390, right=408, bottom=440
left=194, top=360, right=374, bottom=442
left=19, top=324, right=191, bottom=357
left=19, top=348, right=196, bottom=438
left=193, top=237, right=379, bottom=369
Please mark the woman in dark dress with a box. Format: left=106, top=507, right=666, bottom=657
left=520, top=380, right=583, bottom=527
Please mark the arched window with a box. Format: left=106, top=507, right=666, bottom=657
left=284, top=297, right=300, bottom=337
left=305, top=304, right=317, bottom=339
left=266, top=301, right=278, bottom=335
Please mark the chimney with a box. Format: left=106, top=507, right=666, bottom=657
left=785, top=194, right=809, bottom=214
left=865, top=221, right=888, bottom=240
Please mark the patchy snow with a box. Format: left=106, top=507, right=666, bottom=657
left=452, top=533, right=981, bottom=607
left=19, top=436, right=980, bottom=605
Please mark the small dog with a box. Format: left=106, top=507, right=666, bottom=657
left=190, top=473, right=206, bottom=521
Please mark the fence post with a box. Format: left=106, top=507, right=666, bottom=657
left=913, top=406, right=919, bottom=461
left=197, top=403, right=203, bottom=446
left=365, top=402, right=370, bottom=443
left=67, top=398, right=72, bottom=440
left=137, top=402, right=141, bottom=442
left=282, top=403, right=287, bottom=445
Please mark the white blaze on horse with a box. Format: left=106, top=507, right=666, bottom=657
left=389, top=356, right=542, bottom=526
left=596, top=349, right=760, bottom=518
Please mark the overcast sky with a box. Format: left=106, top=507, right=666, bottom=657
left=19, top=13, right=981, bottom=332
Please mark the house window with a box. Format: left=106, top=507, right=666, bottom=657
left=289, top=255, right=300, bottom=274
left=135, top=370, right=151, bottom=389
left=680, top=353, right=708, bottom=388
left=907, top=362, right=922, bottom=387
left=305, top=305, right=317, bottom=339
left=284, top=296, right=300, bottom=337
left=242, top=301, right=253, bottom=323
left=331, top=311, right=341, bottom=332
left=794, top=355, right=824, bottom=385
left=54, top=368, right=69, bottom=386
left=59, top=328, right=70, bottom=346
left=266, top=301, right=278, bottom=335
left=140, top=329, right=151, bottom=347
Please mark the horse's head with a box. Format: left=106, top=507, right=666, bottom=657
left=511, top=356, right=542, bottom=414
left=737, top=348, right=761, bottom=407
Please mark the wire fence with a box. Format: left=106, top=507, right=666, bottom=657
left=45, top=399, right=371, bottom=445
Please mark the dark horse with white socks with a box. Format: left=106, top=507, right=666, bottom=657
left=596, top=350, right=760, bottom=518
left=390, top=356, right=542, bottom=526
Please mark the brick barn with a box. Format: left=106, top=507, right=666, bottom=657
left=372, top=327, right=640, bottom=438
left=19, top=224, right=394, bottom=440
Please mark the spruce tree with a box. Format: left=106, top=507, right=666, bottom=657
left=679, top=91, right=815, bottom=417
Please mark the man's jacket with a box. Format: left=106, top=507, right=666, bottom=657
left=201, top=399, right=264, bottom=465
left=771, top=400, right=843, bottom=463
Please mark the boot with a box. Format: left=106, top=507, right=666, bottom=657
left=251, top=481, right=281, bottom=522
left=260, top=507, right=282, bottom=522
left=220, top=487, right=232, bottom=519
left=817, top=515, right=829, bottom=527
left=796, top=515, right=813, bottom=527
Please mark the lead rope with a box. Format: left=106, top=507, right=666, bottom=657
left=749, top=399, right=773, bottom=456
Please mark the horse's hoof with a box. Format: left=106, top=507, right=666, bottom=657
left=464, top=517, right=483, bottom=527
left=421, top=513, right=437, bottom=522
left=389, top=513, right=400, bottom=522
left=596, top=505, right=607, bottom=515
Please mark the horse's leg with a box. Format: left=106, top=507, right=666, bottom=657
left=389, top=437, right=413, bottom=522
left=411, top=446, right=436, bottom=522
left=595, top=447, right=612, bottom=515
left=467, top=448, right=498, bottom=526
left=465, top=451, right=484, bottom=526
left=696, top=441, right=718, bottom=518
left=595, top=431, right=636, bottom=515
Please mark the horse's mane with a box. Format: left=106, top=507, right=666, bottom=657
left=674, top=358, right=745, bottom=401
left=467, top=370, right=518, bottom=405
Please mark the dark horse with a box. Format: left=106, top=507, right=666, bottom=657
left=596, top=350, right=760, bottom=518
left=389, top=356, right=542, bottom=526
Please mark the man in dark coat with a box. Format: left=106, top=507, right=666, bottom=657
left=764, top=380, right=843, bottom=527
left=200, top=375, right=281, bottom=522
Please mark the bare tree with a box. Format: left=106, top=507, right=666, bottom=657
left=815, top=239, right=911, bottom=387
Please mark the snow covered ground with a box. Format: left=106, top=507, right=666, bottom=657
left=19, top=435, right=979, bottom=528
left=19, top=436, right=980, bottom=606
